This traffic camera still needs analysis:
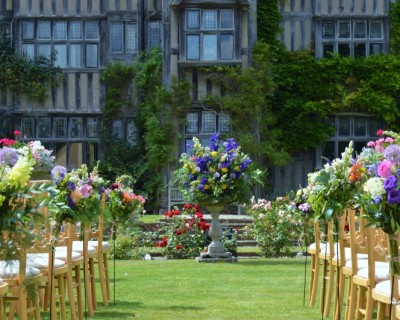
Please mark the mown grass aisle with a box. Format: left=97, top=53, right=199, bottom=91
left=84, top=258, right=323, bottom=320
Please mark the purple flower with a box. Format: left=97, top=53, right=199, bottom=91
left=373, top=196, right=382, bottom=204
left=387, top=190, right=400, bottom=205
left=196, top=157, right=209, bottom=173
left=240, top=158, right=252, bottom=171
left=384, top=175, right=398, bottom=192
left=223, top=138, right=238, bottom=152
left=67, top=182, right=76, bottom=191
left=384, top=145, right=400, bottom=164
left=80, top=184, right=91, bottom=198
left=0, top=147, right=19, bottom=166
left=67, top=194, right=75, bottom=208
left=210, top=134, right=220, bottom=151
left=51, top=165, right=67, bottom=180
left=299, top=203, right=311, bottom=212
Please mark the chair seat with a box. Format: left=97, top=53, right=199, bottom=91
left=0, top=261, right=41, bottom=278
left=374, top=279, right=400, bottom=296
left=56, top=243, right=96, bottom=254
left=53, top=248, right=84, bottom=260
left=27, top=253, right=66, bottom=269
left=345, top=258, right=387, bottom=269
left=356, top=265, right=390, bottom=281
left=87, top=240, right=111, bottom=250
left=333, top=248, right=369, bottom=262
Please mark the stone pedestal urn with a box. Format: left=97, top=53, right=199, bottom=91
left=197, top=202, right=237, bottom=263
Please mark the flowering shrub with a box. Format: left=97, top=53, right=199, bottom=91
left=106, top=175, right=146, bottom=225
left=155, top=204, right=211, bottom=259
left=48, top=164, right=107, bottom=232
left=173, top=134, right=262, bottom=205
left=244, top=196, right=302, bottom=257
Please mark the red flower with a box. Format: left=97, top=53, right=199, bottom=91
left=176, top=245, right=183, bottom=250
left=377, top=129, right=384, bottom=136
left=175, top=230, right=183, bottom=236
left=199, top=221, right=210, bottom=231
left=195, top=212, right=203, bottom=219
left=183, top=203, right=193, bottom=210
left=194, top=204, right=200, bottom=211
left=155, top=238, right=168, bottom=247
left=0, top=138, right=16, bottom=146
left=13, top=130, right=21, bottom=136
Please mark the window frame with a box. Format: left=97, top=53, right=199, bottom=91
left=317, top=115, right=386, bottom=167
left=184, top=8, right=236, bottom=61
left=110, top=21, right=138, bottom=54
left=184, top=110, right=231, bottom=152
left=20, top=20, right=100, bottom=69
left=319, top=19, right=385, bottom=58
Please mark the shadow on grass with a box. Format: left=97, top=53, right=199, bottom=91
left=238, top=258, right=309, bottom=266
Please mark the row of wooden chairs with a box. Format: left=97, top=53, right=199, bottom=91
left=308, top=208, right=400, bottom=320
left=0, top=186, right=111, bottom=319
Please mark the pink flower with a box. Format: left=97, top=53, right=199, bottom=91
left=13, top=130, right=21, bottom=136
left=385, top=137, right=395, bottom=144
left=377, top=129, right=384, bottom=135
left=378, top=160, right=393, bottom=178
left=367, top=141, right=375, bottom=147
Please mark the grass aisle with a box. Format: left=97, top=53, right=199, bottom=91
left=88, top=258, right=323, bottom=320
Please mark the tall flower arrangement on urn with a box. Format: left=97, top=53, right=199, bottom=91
left=173, top=134, right=262, bottom=261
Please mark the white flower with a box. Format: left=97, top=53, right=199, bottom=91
left=363, top=177, right=385, bottom=198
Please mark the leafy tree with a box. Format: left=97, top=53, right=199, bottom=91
left=100, top=48, right=191, bottom=212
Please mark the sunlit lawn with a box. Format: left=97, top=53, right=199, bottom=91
left=40, top=258, right=330, bottom=320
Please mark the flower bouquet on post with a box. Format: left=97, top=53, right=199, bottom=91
left=0, top=146, right=40, bottom=260
left=106, top=175, right=146, bottom=226
left=48, top=163, right=107, bottom=236
left=0, top=131, right=55, bottom=180
left=173, top=134, right=262, bottom=262
left=354, top=130, right=400, bottom=276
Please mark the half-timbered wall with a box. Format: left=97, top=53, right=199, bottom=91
left=280, top=0, right=393, bottom=55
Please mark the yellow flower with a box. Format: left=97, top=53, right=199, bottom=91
left=204, top=185, right=209, bottom=190
left=235, top=166, right=240, bottom=171
left=222, top=184, right=227, bottom=189
left=211, top=151, right=218, bottom=157
left=221, top=167, right=228, bottom=173
left=8, top=156, right=35, bottom=187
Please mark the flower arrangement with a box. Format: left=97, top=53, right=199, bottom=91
left=352, top=130, right=400, bottom=234
left=0, top=130, right=55, bottom=172
left=351, top=130, right=400, bottom=274
left=155, top=204, right=210, bottom=259
left=48, top=164, right=107, bottom=231
left=0, top=145, right=42, bottom=260
left=173, top=134, right=262, bottom=205
left=244, top=196, right=302, bottom=257
left=106, top=175, right=146, bottom=225
left=307, top=141, right=359, bottom=221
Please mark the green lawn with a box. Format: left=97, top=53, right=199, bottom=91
left=47, top=258, right=328, bottom=320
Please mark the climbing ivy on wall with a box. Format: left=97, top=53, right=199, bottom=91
left=257, top=0, right=282, bottom=47
left=390, top=0, right=400, bottom=54
left=0, top=35, right=61, bottom=101
left=100, top=47, right=191, bottom=212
